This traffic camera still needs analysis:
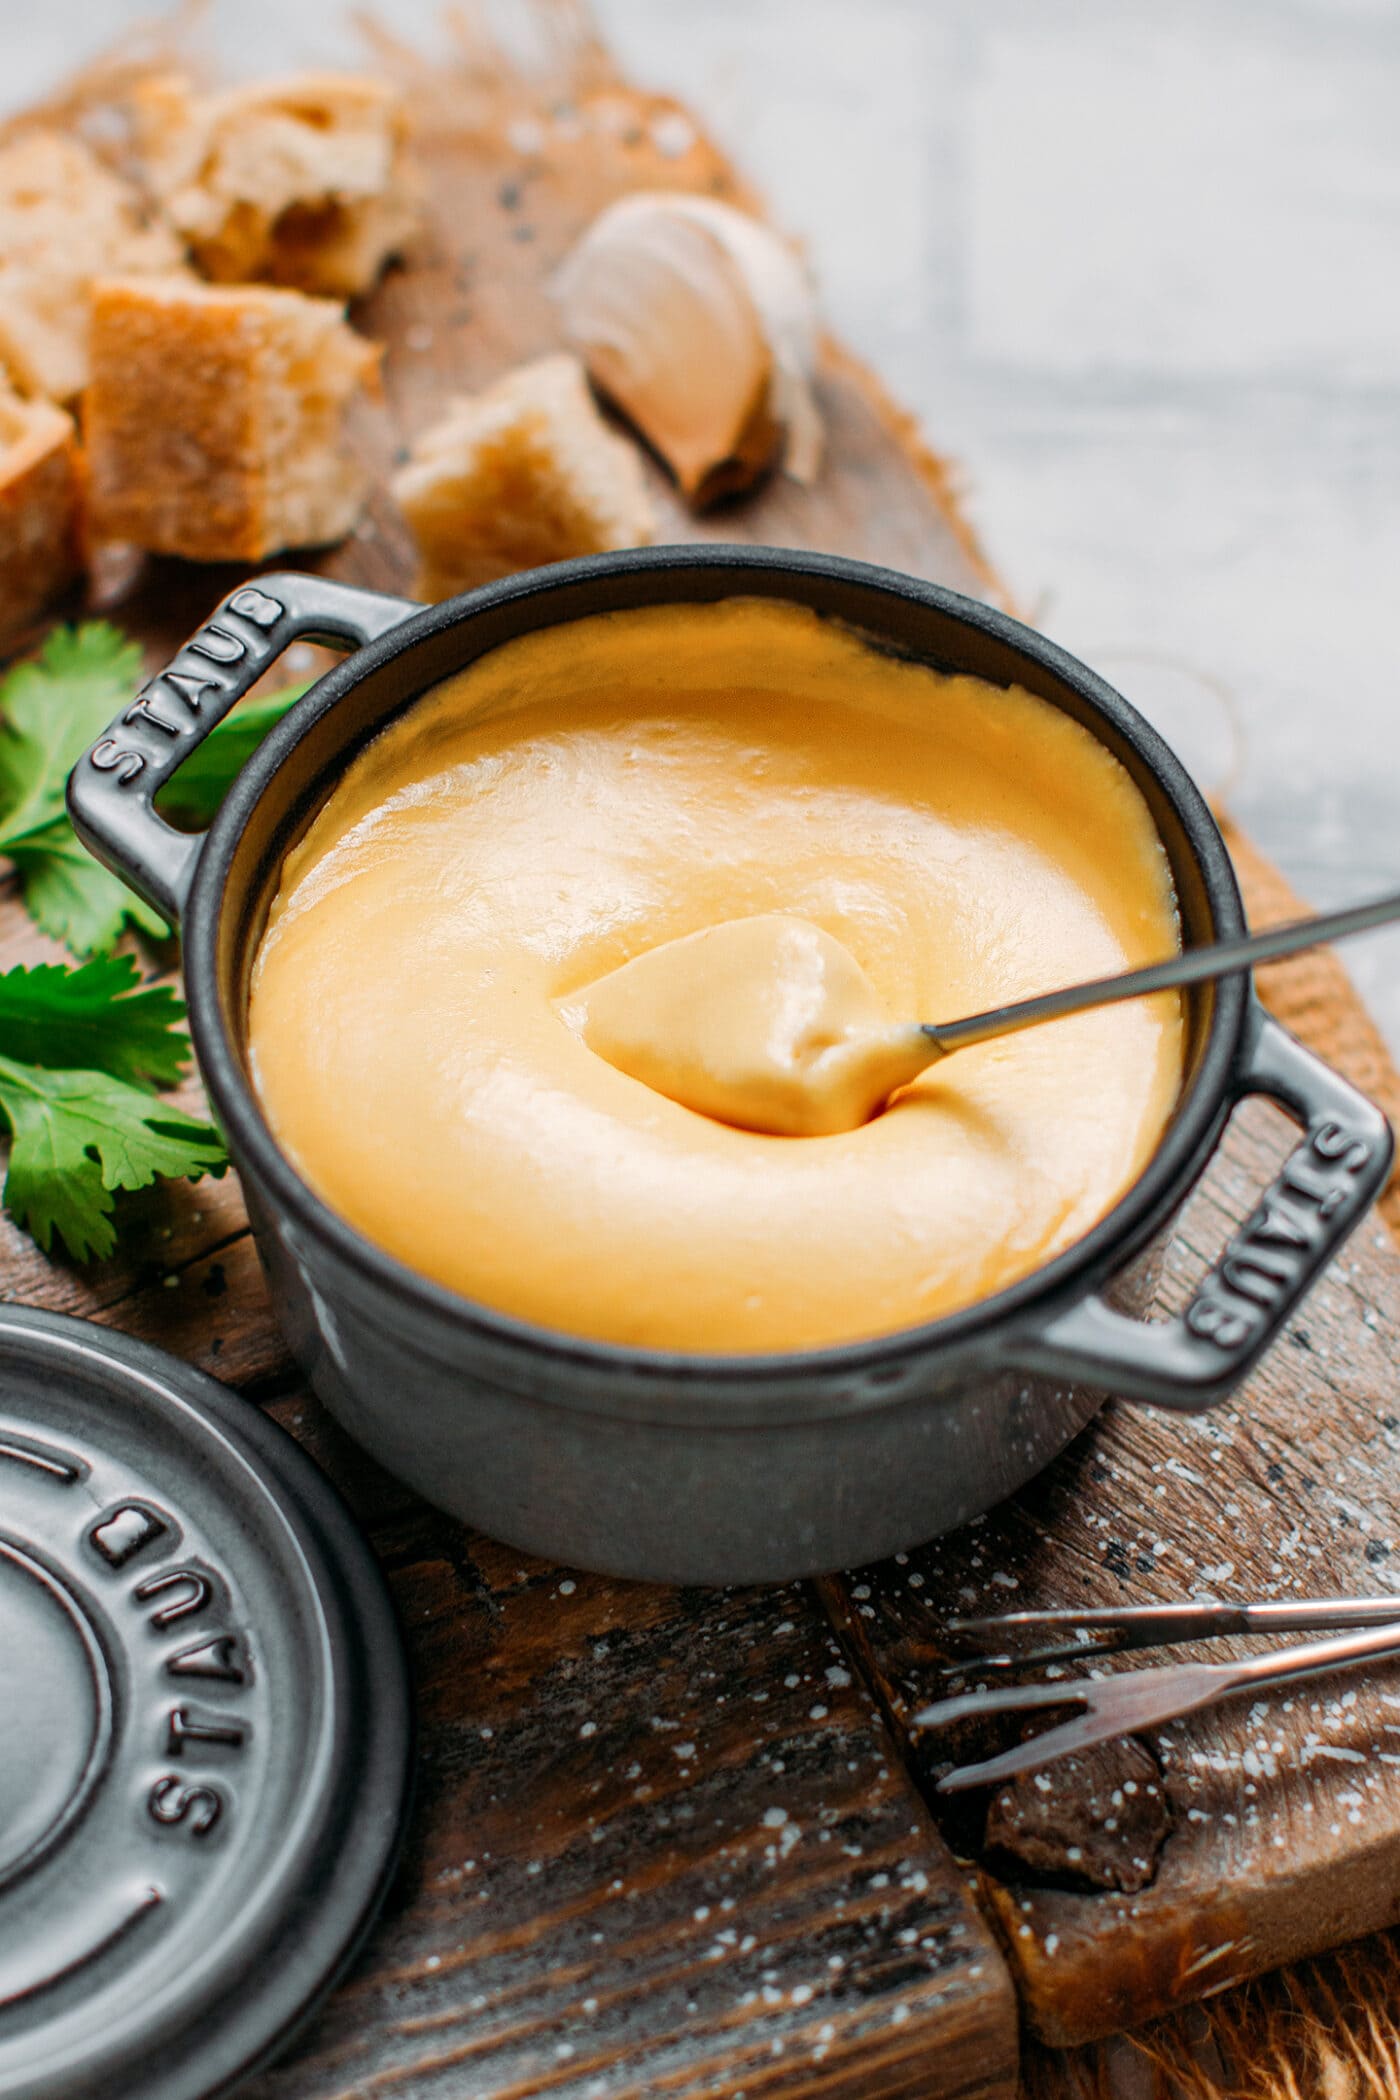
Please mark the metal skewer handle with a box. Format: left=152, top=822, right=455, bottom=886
left=923, top=884, right=1400, bottom=1057
left=946, top=1595, right=1400, bottom=1669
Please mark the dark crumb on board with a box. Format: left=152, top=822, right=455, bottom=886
left=982, top=1735, right=1171, bottom=1896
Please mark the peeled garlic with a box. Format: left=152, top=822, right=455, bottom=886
left=553, top=192, right=822, bottom=506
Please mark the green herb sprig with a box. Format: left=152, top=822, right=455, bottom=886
left=0, top=958, right=226, bottom=1260
left=0, top=622, right=306, bottom=1258
left=0, top=620, right=305, bottom=956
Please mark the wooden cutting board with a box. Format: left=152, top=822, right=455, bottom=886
left=10, top=15, right=1400, bottom=2095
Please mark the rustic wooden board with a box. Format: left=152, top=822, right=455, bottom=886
left=827, top=1099, right=1400, bottom=2049
left=237, top=1400, right=1017, bottom=2100
left=11, top=18, right=1400, bottom=2097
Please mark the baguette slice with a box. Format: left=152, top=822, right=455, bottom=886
left=393, top=354, right=655, bottom=597
left=0, top=128, right=182, bottom=403
left=0, top=382, right=81, bottom=648
left=85, top=275, right=379, bottom=563
left=133, top=73, right=420, bottom=298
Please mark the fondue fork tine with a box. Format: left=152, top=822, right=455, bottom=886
left=921, top=1620, right=1400, bottom=1794
left=944, top=1596, right=1400, bottom=1672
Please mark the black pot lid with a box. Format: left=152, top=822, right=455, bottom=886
left=0, top=1304, right=412, bottom=2100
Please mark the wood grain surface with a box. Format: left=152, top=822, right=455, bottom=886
left=826, top=1098, right=1400, bottom=2048
left=242, top=1404, right=1018, bottom=2100
left=11, top=18, right=1400, bottom=2096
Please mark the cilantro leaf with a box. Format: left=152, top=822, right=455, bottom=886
left=5, top=817, right=169, bottom=957
left=0, top=1051, right=225, bottom=1262
left=0, top=622, right=166, bottom=954
left=0, top=620, right=307, bottom=953
left=0, top=957, right=224, bottom=1259
left=0, top=957, right=193, bottom=1087
left=0, top=622, right=142, bottom=844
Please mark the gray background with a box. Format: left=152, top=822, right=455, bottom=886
left=7, top=0, right=1400, bottom=1044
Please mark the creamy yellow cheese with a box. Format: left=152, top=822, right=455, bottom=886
left=248, top=597, right=1183, bottom=1353
left=571, top=912, right=937, bottom=1135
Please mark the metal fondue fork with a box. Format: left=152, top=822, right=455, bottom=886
left=919, top=883, right=1400, bottom=1059
left=916, top=1602, right=1400, bottom=1794
left=942, top=1596, right=1400, bottom=1671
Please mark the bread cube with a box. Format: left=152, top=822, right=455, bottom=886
left=392, top=354, right=655, bottom=597
left=0, top=382, right=81, bottom=648
left=84, top=275, right=379, bottom=563
left=0, top=128, right=182, bottom=402
left=134, top=73, right=420, bottom=298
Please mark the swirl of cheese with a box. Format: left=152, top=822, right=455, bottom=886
left=249, top=598, right=1182, bottom=1354
left=572, top=913, right=934, bottom=1136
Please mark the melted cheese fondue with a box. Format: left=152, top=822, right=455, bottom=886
left=572, top=912, right=937, bottom=1136
left=248, top=598, right=1183, bottom=1353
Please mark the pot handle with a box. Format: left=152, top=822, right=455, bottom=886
left=1020, top=1000, right=1393, bottom=1411
left=66, top=572, right=422, bottom=927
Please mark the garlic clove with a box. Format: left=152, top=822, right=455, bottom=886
left=561, top=205, right=771, bottom=500
left=670, top=196, right=823, bottom=486
left=554, top=192, right=822, bottom=506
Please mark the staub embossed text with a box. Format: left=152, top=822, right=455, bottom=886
left=1185, top=1118, right=1376, bottom=1352
left=86, top=586, right=287, bottom=791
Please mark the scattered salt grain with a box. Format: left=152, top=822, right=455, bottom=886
left=649, top=112, right=696, bottom=158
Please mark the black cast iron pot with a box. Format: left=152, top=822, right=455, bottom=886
left=68, top=548, right=1393, bottom=1583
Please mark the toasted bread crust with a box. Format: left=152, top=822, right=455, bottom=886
left=84, top=274, right=378, bottom=562
left=134, top=72, right=421, bottom=298
left=0, top=386, right=81, bottom=647
left=0, top=127, right=182, bottom=402
left=393, top=353, right=655, bottom=595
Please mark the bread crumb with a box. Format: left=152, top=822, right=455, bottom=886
left=0, top=379, right=81, bottom=647
left=84, top=274, right=379, bottom=562
left=0, top=128, right=182, bottom=401
left=133, top=73, right=420, bottom=299
left=392, top=353, right=655, bottom=596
